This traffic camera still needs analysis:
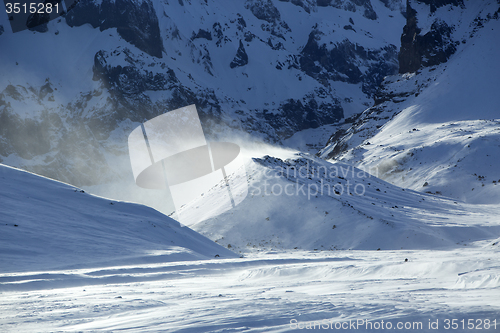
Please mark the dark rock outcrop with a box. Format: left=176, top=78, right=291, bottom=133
left=278, top=96, right=343, bottom=133
left=246, top=0, right=281, bottom=23
left=418, top=0, right=463, bottom=12
left=230, top=40, right=249, bottom=68
left=316, top=0, right=377, bottom=20
left=66, top=0, right=163, bottom=58
left=191, top=29, right=213, bottom=41
left=399, top=0, right=459, bottom=73
left=26, top=12, right=51, bottom=32
left=93, top=50, right=177, bottom=96
left=245, top=0, right=291, bottom=40
left=300, top=30, right=398, bottom=96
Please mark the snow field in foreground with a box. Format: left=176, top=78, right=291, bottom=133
left=1, top=248, right=499, bottom=332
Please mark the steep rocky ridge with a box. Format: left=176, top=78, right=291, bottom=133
left=0, top=0, right=405, bottom=186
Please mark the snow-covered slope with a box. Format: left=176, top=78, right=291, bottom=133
left=319, top=1, right=500, bottom=203
left=188, top=153, right=500, bottom=253
left=2, top=159, right=499, bottom=330
left=1, top=158, right=500, bottom=331
left=0, top=163, right=236, bottom=273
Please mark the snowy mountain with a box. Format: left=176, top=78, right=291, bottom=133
left=1, top=0, right=498, bottom=245
left=188, top=152, right=500, bottom=253
left=167, top=0, right=500, bottom=254
left=2, top=1, right=500, bottom=330
left=0, top=0, right=405, bottom=187
left=0, top=163, right=236, bottom=274
left=319, top=0, right=500, bottom=203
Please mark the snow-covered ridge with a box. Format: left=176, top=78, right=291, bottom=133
left=0, top=163, right=236, bottom=274
left=190, top=154, right=500, bottom=253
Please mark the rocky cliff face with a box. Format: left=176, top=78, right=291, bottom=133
left=300, top=30, right=398, bottom=95
left=66, top=0, right=164, bottom=58
left=399, top=0, right=463, bottom=73
left=0, top=0, right=405, bottom=186
left=320, top=0, right=500, bottom=162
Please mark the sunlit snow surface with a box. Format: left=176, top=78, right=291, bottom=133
left=1, top=250, right=499, bottom=332
left=1, top=159, right=500, bottom=332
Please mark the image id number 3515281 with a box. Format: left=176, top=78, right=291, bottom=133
left=5, top=2, right=59, bottom=14
left=443, top=319, right=497, bottom=330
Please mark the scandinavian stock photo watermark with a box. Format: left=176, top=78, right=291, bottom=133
left=250, top=161, right=379, bottom=200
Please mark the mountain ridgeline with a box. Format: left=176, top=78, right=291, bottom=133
left=1, top=0, right=497, bottom=187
